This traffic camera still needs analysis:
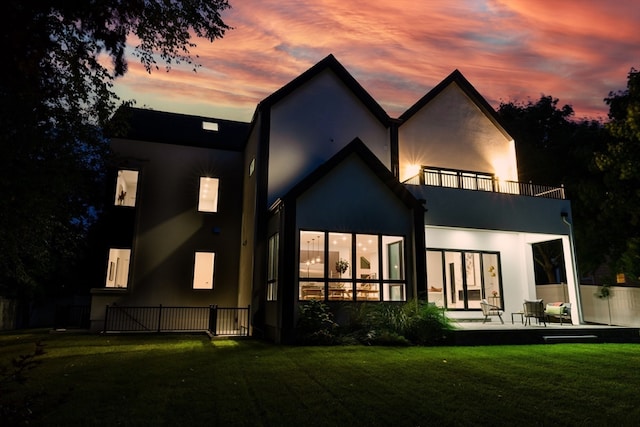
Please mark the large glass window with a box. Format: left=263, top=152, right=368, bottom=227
left=426, top=249, right=502, bottom=310
left=106, top=248, right=131, bottom=288
left=114, top=170, right=138, bottom=207
left=193, top=252, right=215, bottom=289
left=299, top=230, right=406, bottom=302
left=198, top=177, right=219, bottom=212
left=267, top=234, right=279, bottom=301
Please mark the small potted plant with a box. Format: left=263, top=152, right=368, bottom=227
left=335, top=259, right=349, bottom=277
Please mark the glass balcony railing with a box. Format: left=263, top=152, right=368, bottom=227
left=404, top=168, right=566, bottom=200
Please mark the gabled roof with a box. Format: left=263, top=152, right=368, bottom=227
left=109, top=106, right=251, bottom=151
left=280, top=137, right=424, bottom=210
left=399, top=69, right=512, bottom=140
left=257, top=54, right=391, bottom=127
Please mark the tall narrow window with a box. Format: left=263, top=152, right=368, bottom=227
left=114, top=170, right=138, bottom=207
left=198, top=177, right=219, bottom=212
left=193, top=252, right=215, bottom=289
left=106, top=248, right=131, bottom=288
left=267, top=234, right=279, bottom=301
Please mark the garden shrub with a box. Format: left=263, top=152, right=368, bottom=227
left=346, top=300, right=453, bottom=346
left=296, top=299, right=339, bottom=345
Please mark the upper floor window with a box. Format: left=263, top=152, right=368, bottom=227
left=193, top=252, right=215, bottom=289
left=198, top=177, right=219, bottom=212
left=114, top=170, right=138, bottom=207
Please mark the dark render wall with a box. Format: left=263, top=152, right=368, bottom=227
left=113, top=138, right=244, bottom=307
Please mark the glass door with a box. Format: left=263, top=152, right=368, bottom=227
left=427, top=249, right=502, bottom=310
left=445, top=252, right=464, bottom=309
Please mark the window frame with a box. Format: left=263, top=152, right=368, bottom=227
left=114, top=169, right=139, bottom=207
left=105, top=248, right=131, bottom=288
left=193, top=251, right=216, bottom=290
left=299, top=230, right=407, bottom=302
left=426, top=248, right=503, bottom=310
left=198, top=177, right=220, bottom=213
left=267, top=233, right=279, bottom=301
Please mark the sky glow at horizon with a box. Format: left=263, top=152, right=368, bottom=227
left=113, top=0, right=639, bottom=123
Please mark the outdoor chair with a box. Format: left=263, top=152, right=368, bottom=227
left=546, top=302, right=572, bottom=325
left=523, top=299, right=546, bottom=326
left=480, top=299, right=504, bottom=324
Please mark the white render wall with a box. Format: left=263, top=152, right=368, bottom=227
left=268, top=69, right=390, bottom=205
left=398, top=83, right=517, bottom=182
left=426, top=226, right=579, bottom=322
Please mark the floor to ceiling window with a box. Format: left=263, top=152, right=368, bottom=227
left=299, top=230, right=406, bottom=302
left=426, top=249, right=502, bottom=309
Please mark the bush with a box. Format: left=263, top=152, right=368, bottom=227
left=296, top=300, right=339, bottom=345
left=402, top=301, right=454, bottom=345
left=346, top=300, right=453, bottom=346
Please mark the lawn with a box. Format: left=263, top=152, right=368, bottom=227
left=1, top=330, right=639, bottom=426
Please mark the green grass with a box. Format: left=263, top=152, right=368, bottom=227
left=1, top=330, right=639, bottom=426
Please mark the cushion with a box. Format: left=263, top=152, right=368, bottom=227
left=546, top=305, right=563, bottom=315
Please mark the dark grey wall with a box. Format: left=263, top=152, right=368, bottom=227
left=111, top=138, right=244, bottom=307
left=408, top=185, right=573, bottom=235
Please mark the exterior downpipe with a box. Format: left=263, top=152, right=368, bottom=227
left=561, top=212, right=584, bottom=323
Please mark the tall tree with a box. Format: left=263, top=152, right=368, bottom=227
left=497, top=96, right=609, bottom=278
left=0, top=1, right=231, bottom=306
left=595, top=68, right=640, bottom=280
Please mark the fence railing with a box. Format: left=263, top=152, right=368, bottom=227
left=405, top=168, right=566, bottom=200
left=103, top=304, right=250, bottom=336
left=55, top=304, right=91, bottom=329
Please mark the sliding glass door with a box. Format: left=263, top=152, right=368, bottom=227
left=427, top=249, right=502, bottom=310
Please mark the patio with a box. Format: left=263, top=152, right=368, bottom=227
left=448, top=318, right=640, bottom=345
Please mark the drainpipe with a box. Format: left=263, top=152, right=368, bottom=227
left=561, top=212, right=584, bottom=323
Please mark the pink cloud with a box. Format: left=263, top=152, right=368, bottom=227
left=113, top=1, right=640, bottom=122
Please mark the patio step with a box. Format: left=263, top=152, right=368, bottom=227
left=542, top=334, right=599, bottom=344
left=455, top=318, right=489, bottom=323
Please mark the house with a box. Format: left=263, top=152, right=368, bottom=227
left=90, top=54, right=581, bottom=342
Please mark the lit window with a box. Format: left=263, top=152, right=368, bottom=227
left=193, top=252, right=215, bottom=289
left=298, top=231, right=405, bottom=302
left=202, top=121, right=219, bottom=132
left=114, top=170, right=138, bottom=207
left=198, top=177, right=219, bottom=212
left=267, top=234, right=279, bottom=301
left=106, top=248, right=131, bottom=288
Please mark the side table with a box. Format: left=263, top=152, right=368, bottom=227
left=511, top=311, right=524, bottom=325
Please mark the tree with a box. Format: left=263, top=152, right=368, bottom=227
left=0, top=1, right=231, bottom=310
left=595, top=69, right=640, bottom=280
left=497, top=96, right=609, bottom=278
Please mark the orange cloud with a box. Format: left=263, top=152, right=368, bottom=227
left=113, top=0, right=640, bottom=122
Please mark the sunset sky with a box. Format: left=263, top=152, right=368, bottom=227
left=113, top=0, right=639, bottom=123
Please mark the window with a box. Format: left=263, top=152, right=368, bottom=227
left=267, top=234, right=279, bottom=301
left=193, top=252, right=215, bottom=289
left=426, top=249, right=502, bottom=310
left=106, top=248, right=131, bottom=288
left=198, top=177, right=219, bottom=212
left=114, top=170, right=138, bottom=207
left=299, top=230, right=406, bottom=302
left=202, top=121, right=219, bottom=132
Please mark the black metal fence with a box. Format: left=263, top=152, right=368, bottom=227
left=103, top=304, right=250, bottom=336
left=54, top=304, right=91, bottom=329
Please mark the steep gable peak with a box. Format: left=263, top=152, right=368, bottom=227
left=399, top=69, right=512, bottom=140
left=257, top=54, right=390, bottom=126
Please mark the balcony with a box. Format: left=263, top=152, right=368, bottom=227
left=404, top=167, right=565, bottom=200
